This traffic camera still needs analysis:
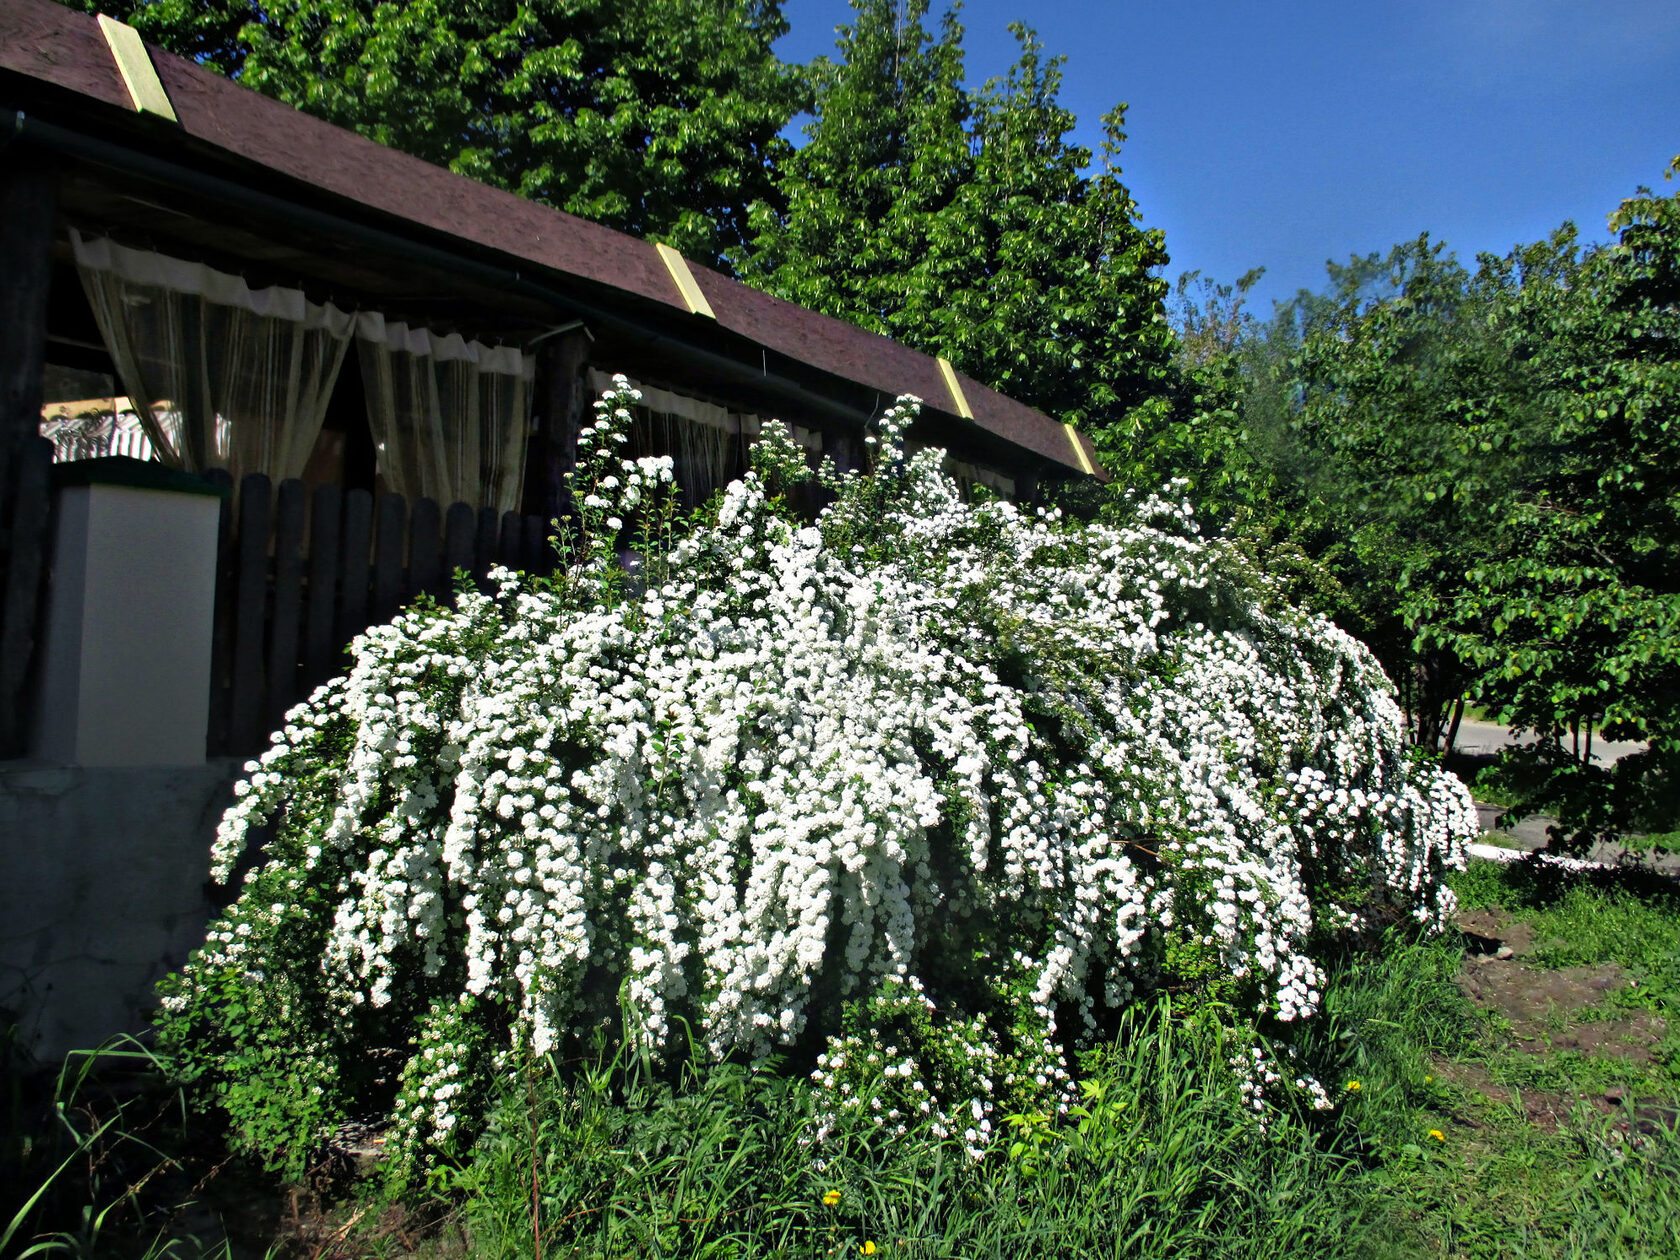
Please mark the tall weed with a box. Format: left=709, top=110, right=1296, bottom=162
left=456, top=1003, right=1383, bottom=1260
left=1, top=1034, right=236, bottom=1260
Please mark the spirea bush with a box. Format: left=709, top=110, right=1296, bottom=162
left=159, top=378, right=1476, bottom=1184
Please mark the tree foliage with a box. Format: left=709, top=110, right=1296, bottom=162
left=70, top=0, right=806, bottom=269
left=1168, top=170, right=1680, bottom=843
left=743, top=0, right=1175, bottom=433
left=1415, top=175, right=1680, bottom=839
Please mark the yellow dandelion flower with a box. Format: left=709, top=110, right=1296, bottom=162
left=1428, top=1129, right=1446, bottom=1143
left=822, top=1190, right=842, bottom=1207
left=1424, top=1075, right=1433, bottom=1085
left=861, top=1243, right=877, bottom=1256
left=1346, top=1080, right=1361, bottom=1093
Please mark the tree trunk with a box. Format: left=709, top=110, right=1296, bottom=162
left=1442, top=697, right=1465, bottom=758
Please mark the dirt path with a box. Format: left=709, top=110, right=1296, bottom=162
left=1449, top=905, right=1677, bottom=1135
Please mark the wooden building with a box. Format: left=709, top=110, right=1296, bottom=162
left=0, top=0, right=1102, bottom=767
left=0, top=0, right=1110, bottom=1059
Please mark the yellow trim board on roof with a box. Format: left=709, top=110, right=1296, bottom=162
left=98, top=15, right=178, bottom=122
left=1063, top=423, right=1096, bottom=475
left=655, top=243, right=715, bottom=319
left=935, top=357, right=974, bottom=420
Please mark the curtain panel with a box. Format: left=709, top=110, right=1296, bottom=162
left=71, top=231, right=354, bottom=483
left=356, top=315, right=534, bottom=514
left=584, top=368, right=818, bottom=509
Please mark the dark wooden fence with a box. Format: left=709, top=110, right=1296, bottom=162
left=207, top=472, right=557, bottom=757
left=0, top=435, right=53, bottom=758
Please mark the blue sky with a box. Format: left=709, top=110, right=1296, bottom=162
left=775, top=0, right=1680, bottom=316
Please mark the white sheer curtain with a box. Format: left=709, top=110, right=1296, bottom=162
left=357, top=314, right=534, bottom=513
left=585, top=368, right=800, bottom=508
left=71, top=231, right=354, bottom=482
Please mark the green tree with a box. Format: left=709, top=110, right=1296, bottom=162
left=1212, top=178, right=1680, bottom=843
left=69, top=0, right=806, bottom=269
left=744, top=0, right=1175, bottom=435
left=1135, top=267, right=1298, bottom=524
left=1171, top=267, right=1266, bottom=370
left=1414, top=173, right=1680, bottom=841
left=1286, top=236, right=1528, bottom=753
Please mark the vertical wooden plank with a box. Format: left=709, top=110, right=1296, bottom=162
left=498, top=510, right=522, bottom=570
left=337, top=488, right=372, bottom=646
left=302, top=484, right=341, bottom=689
left=409, top=496, right=442, bottom=600
left=371, top=492, right=406, bottom=625
left=0, top=437, right=52, bottom=757
left=474, top=505, right=498, bottom=585
left=442, top=501, right=475, bottom=600
left=228, top=474, right=272, bottom=755
left=817, top=426, right=853, bottom=512
left=521, top=514, right=546, bottom=576
left=0, top=157, right=54, bottom=535
left=264, top=479, right=307, bottom=731
left=202, top=467, right=236, bottom=756
left=531, top=333, right=590, bottom=523
left=820, top=425, right=854, bottom=478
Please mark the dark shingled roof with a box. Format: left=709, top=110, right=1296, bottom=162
left=0, top=0, right=1103, bottom=477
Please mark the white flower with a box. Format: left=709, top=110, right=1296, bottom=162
left=188, top=385, right=1474, bottom=1180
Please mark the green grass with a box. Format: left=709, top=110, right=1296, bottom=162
left=1360, top=859, right=1680, bottom=1260
left=437, top=906, right=1680, bottom=1260
left=1450, top=857, right=1680, bottom=1059
left=452, top=1007, right=1382, bottom=1260
left=1321, top=938, right=1680, bottom=1259
left=11, top=859, right=1680, bottom=1258
left=0, top=1034, right=246, bottom=1260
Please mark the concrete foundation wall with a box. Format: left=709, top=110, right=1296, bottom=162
left=0, top=759, right=241, bottom=1061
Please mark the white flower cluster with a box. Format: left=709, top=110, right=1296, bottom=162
left=177, top=383, right=1476, bottom=1175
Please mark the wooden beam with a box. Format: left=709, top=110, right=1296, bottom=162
left=1061, top=423, right=1096, bottom=476
left=655, top=244, right=716, bottom=319
left=97, top=14, right=180, bottom=122
left=936, top=357, right=975, bottom=421
left=0, top=154, right=56, bottom=527
left=0, top=437, right=52, bottom=757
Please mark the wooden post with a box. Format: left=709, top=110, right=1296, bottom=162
left=441, top=501, right=475, bottom=596
left=530, top=331, right=591, bottom=528
left=229, top=475, right=272, bottom=754
left=821, top=425, right=855, bottom=477
left=0, top=437, right=52, bottom=756
left=0, top=155, right=56, bottom=542
left=371, top=492, right=406, bottom=625
left=408, top=496, right=441, bottom=600
left=337, top=488, right=373, bottom=645
left=472, top=505, right=498, bottom=584
left=302, top=484, right=342, bottom=689
left=203, top=468, right=235, bottom=755
left=264, top=479, right=308, bottom=733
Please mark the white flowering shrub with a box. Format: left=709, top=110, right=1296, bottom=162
left=157, top=378, right=1476, bottom=1185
